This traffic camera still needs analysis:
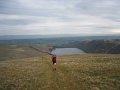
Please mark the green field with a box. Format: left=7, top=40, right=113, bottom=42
left=0, top=44, right=51, bottom=61
left=0, top=54, right=120, bottom=90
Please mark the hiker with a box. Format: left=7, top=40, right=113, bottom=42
left=30, top=46, right=57, bottom=70
left=52, top=54, right=57, bottom=70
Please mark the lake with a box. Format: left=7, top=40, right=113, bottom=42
left=51, top=48, right=85, bottom=55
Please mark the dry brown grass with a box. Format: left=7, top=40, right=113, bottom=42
left=0, top=54, right=120, bottom=90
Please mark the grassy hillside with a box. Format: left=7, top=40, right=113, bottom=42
left=0, top=54, right=120, bottom=90
left=78, top=39, right=120, bottom=54
left=0, top=44, right=51, bottom=61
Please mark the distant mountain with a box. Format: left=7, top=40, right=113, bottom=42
left=0, top=35, right=120, bottom=40
left=0, top=34, right=85, bottom=40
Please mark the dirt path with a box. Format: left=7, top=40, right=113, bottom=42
left=42, top=56, right=80, bottom=90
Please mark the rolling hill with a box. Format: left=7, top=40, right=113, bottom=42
left=0, top=54, right=120, bottom=90
left=57, top=39, right=120, bottom=54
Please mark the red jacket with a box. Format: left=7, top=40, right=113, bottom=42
left=52, top=55, right=56, bottom=62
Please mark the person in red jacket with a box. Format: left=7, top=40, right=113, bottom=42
left=52, top=54, right=57, bottom=70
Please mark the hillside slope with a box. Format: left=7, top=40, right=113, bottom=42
left=80, top=39, right=120, bottom=53
left=0, top=44, right=51, bottom=61
left=59, top=39, right=120, bottom=54
left=0, top=54, right=120, bottom=90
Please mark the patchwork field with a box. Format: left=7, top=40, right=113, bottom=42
left=0, top=54, right=120, bottom=90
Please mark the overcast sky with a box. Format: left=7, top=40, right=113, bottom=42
left=0, top=0, right=120, bottom=35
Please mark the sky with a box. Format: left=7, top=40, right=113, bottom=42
left=0, top=0, right=120, bottom=35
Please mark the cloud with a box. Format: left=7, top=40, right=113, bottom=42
left=75, top=0, right=120, bottom=21
left=0, top=0, right=120, bottom=35
left=111, top=29, right=120, bottom=33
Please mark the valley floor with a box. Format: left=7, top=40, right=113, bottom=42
left=0, top=54, right=120, bottom=90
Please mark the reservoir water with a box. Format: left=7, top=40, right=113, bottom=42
left=51, top=48, right=85, bottom=55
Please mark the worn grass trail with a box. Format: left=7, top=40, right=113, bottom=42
left=0, top=54, right=120, bottom=90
